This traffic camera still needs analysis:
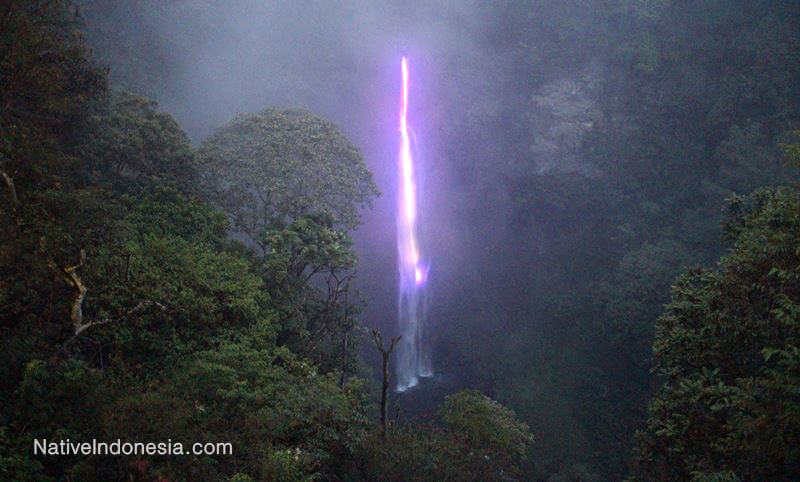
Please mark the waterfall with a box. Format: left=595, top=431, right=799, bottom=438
left=395, top=57, right=432, bottom=391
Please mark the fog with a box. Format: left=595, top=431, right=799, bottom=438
left=6, top=0, right=799, bottom=478
left=79, top=0, right=615, bottom=466
left=79, top=0, right=542, bottom=353
left=71, top=1, right=800, bottom=477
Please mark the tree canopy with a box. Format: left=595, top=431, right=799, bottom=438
left=634, top=183, right=800, bottom=480
left=196, top=108, right=379, bottom=250
left=0, top=3, right=528, bottom=480
left=4, top=0, right=800, bottom=480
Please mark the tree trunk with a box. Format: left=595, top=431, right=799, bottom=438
left=372, top=329, right=400, bottom=437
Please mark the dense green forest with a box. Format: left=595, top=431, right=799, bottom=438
left=2, top=1, right=799, bottom=480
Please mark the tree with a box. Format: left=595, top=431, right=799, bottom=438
left=84, top=92, right=198, bottom=194
left=633, top=184, right=800, bottom=480
left=102, top=337, right=370, bottom=481
left=371, top=329, right=400, bottom=437
left=195, top=108, right=379, bottom=252
left=194, top=110, right=377, bottom=374
left=440, top=389, right=534, bottom=468
left=0, top=4, right=384, bottom=481
left=262, top=213, right=363, bottom=372
left=0, top=0, right=111, bottom=403
left=358, top=389, right=533, bottom=481
left=0, top=1, right=107, bottom=170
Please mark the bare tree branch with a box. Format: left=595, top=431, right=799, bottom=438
left=39, top=239, right=166, bottom=346
left=1, top=169, right=18, bottom=207
left=62, top=249, right=87, bottom=334
left=372, top=328, right=401, bottom=437
left=0, top=154, right=19, bottom=208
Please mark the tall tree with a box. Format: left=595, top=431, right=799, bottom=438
left=195, top=108, right=379, bottom=252
left=634, top=181, right=800, bottom=479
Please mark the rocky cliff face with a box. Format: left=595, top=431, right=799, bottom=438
left=525, top=63, right=603, bottom=176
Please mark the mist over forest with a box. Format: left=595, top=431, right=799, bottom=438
left=2, top=1, right=800, bottom=480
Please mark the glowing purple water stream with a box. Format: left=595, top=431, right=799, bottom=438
left=396, top=57, right=432, bottom=391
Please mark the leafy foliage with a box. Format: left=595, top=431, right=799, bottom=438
left=196, top=108, right=379, bottom=248
left=634, top=185, right=800, bottom=479
left=5, top=0, right=800, bottom=480
left=439, top=389, right=533, bottom=464
left=0, top=4, right=381, bottom=481
left=358, top=389, right=533, bottom=481
left=103, top=338, right=370, bottom=480
left=85, top=92, right=198, bottom=194
left=262, top=213, right=363, bottom=371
